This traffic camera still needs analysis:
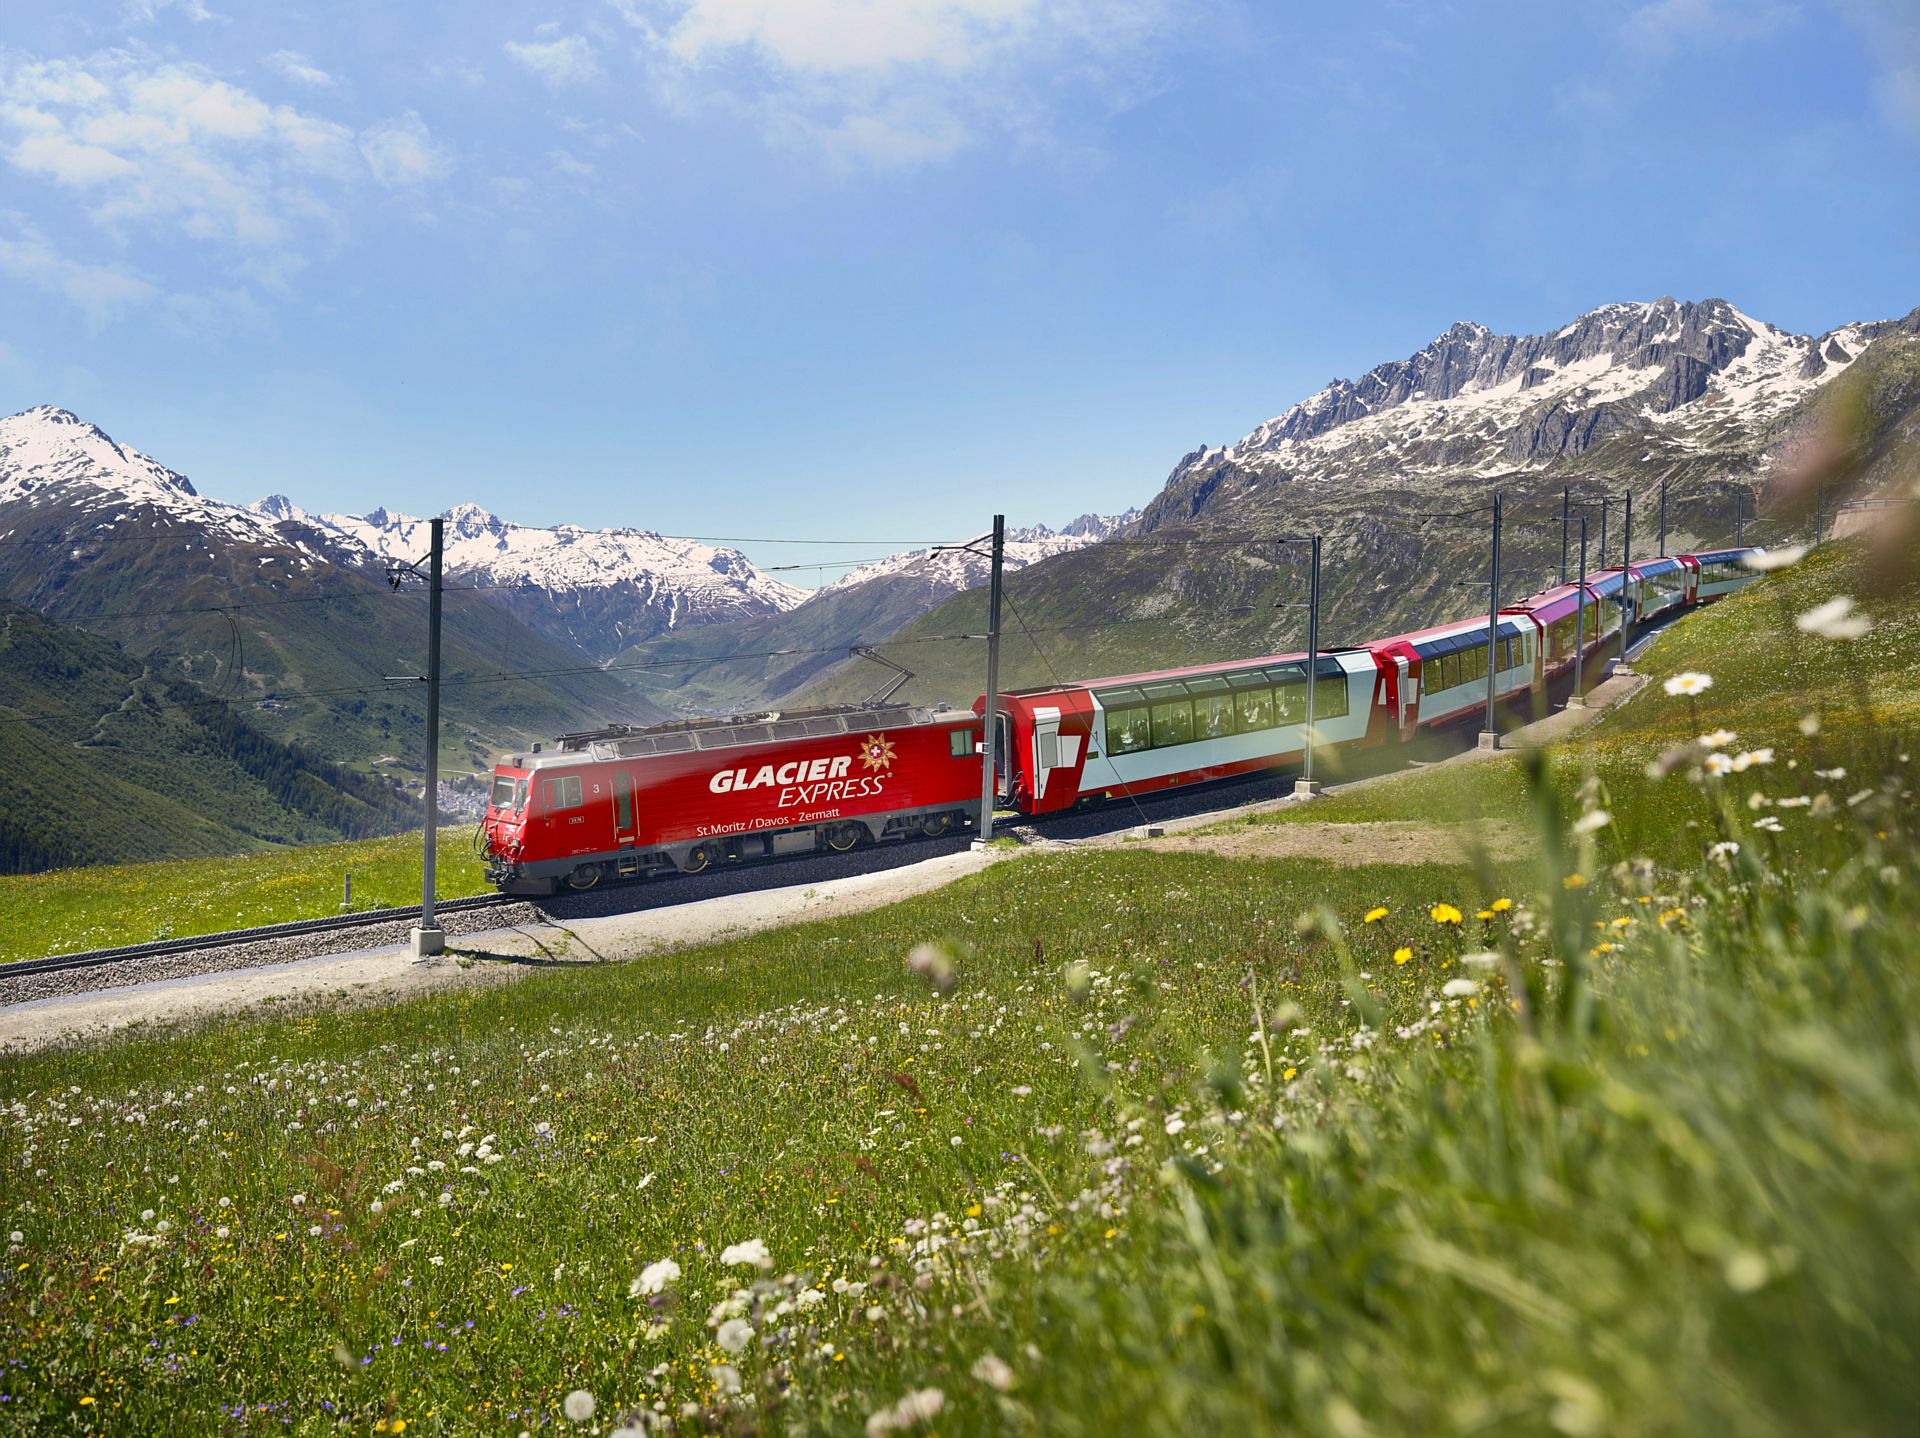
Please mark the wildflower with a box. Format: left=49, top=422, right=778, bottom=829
left=1741, top=544, right=1806, bottom=571
left=907, top=944, right=957, bottom=994
left=1663, top=671, right=1713, bottom=696
left=1795, top=595, right=1871, bottom=640
left=632, top=1258, right=681, bottom=1297
left=1798, top=713, right=1821, bottom=737
left=1708, top=841, right=1740, bottom=860
left=1442, top=978, right=1480, bottom=997
left=1730, top=748, right=1774, bottom=771
left=711, top=1364, right=743, bottom=1395
left=1704, top=753, right=1734, bottom=776
left=1572, top=809, right=1610, bottom=836
left=1489, top=897, right=1512, bottom=911
left=1699, top=729, right=1736, bottom=748
left=1392, top=947, right=1412, bottom=965
left=720, top=1238, right=772, bottom=1270
left=1362, top=907, right=1389, bottom=924
left=971, top=1352, right=1015, bottom=1391
left=716, top=1317, right=754, bottom=1353
left=1814, top=767, right=1846, bottom=780
left=1430, top=903, right=1463, bottom=925
left=7, top=1231, right=21, bottom=1244
left=867, top=1388, right=946, bottom=1437
left=214, top=1226, right=229, bottom=1240
left=563, top=1390, right=596, bottom=1423
left=1164, top=1116, right=1187, bottom=1136
left=1562, top=874, right=1587, bottom=889
left=1754, top=816, right=1784, bottom=833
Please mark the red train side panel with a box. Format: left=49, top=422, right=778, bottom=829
left=484, top=705, right=981, bottom=893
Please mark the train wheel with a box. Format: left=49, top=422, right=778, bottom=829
left=679, top=844, right=714, bottom=874
left=567, top=863, right=602, bottom=890
left=825, top=823, right=863, bottom=853
left=919, top=812, right=954, bottom=838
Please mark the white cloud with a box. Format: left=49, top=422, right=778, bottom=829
left=124, top=0, right=226, bottom=23
left=0, top=52, right=450, bottom=253
left=1621, top=0, right=1795, bottom=57
left=505, top=31, right=601, bottom=89
left=0, top=216, right=157, bottom=326
left=360, top=112, right=449, bottom=186
left=617, top=0, right=1176, bottom=168
left=267, top=50, right=336, bottom=88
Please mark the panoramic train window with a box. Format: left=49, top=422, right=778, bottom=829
left=1199, top=694, right=1236, bottom=738
left=1151, top=698, right=1193, bottom=747
left=1236, top=688, right=1274, bottom=731
left=1274, top=678, right=1307, bottom=724
left=1315, top=671, right=1350, bottom=720
left=1106, top=707, right=1151, bottom=755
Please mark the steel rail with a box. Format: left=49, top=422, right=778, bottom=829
left=0, top=892, right=518, bottom=982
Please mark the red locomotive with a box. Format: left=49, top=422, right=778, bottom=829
left=482, top=546, right=1767, bottom=893
left=483, top=704, right=981, bottom=893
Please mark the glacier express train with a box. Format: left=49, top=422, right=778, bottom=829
left=482, top=547, right=1761, bottom=893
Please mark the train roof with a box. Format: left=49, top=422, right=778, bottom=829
left=1373, top=611, right=1531, bottom=651
left=1000, top=644, right=1375, bottom=700
left=503, top=703, right=976, bottom=769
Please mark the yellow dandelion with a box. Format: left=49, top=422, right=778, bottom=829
left=1476, top=909, right=1495, bottom=920
left=1431, top=903, right=1463, bottom=925
left=1283, top=1067, right=1298, bottom=1080
left=1563, top=873, right=1587, bottom=889
left=1392, top=947, right=1412, bottom=965
left=1490, top=898, right=1513, bottom=912
left=1363, top=906, right=1389, bottom=924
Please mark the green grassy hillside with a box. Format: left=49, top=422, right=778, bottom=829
left=0, top=828, right=488, bottom=961
left=1, top=534, right=1913, bottom=1434
left=0, top=522, right=662, bottom=774
left=0, top=603, right=420, bottom=875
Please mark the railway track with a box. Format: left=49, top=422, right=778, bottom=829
left=1, top=892, right=519, bottom=982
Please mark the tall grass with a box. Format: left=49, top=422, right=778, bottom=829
left=1, top=540, right=1914, bottom=1435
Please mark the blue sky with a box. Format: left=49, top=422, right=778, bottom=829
left=2, top=0, right=1916, bottom=581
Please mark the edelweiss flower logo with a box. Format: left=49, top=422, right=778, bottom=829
left=858, top=733, right=897, bottom=774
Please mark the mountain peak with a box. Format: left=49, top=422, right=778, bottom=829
left=0, top=404, right=200, bottom=501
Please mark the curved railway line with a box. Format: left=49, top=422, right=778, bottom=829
left=3, top=892, right=517, bottom=982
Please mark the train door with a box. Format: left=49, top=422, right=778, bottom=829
left=1028, top=706, right=1082, bottom=809
left=994, top=711, right=1017, bottom=801
left=611, top=768, right=635, bottom=847
left=1398, top=655, right=1420, bottom=734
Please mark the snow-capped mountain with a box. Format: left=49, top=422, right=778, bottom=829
left=250, top=496, right=808, bottom=661
left=0, top=405, right=304, bottom=556
left=1158, top=298, right=1904, bottom=512
left=818, top=511, right=1141, bottom=596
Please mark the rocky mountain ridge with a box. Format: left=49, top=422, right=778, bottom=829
left=1150, top=297, right=1913, bottom=532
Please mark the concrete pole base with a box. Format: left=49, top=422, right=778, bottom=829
left=1565, top=696, right=1589, bottom=710
left=970, top=837, right=994, bottom=851
left=1612, top=663, right=1637, bottom=678
left=1476, top=730, right=1501, bottom=751
left=410, top=926, right=445, bottom=958
left=1293, top=779, right=1324, bottom=799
